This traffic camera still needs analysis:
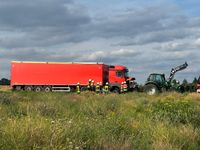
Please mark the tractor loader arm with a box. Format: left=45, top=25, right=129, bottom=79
left=168, top=62, right=188, bottom=83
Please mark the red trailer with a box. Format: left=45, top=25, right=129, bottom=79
left=11, top=61, right=109, bottom=92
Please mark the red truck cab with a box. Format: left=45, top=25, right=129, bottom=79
left=109, top=65, right=137, bottom=93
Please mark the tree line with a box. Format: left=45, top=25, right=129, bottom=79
left=0, top=78, right=10, bottom=85
left=172, top=77, right=200, bottom=92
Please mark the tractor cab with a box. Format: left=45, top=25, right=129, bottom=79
left=147, top=73, right=167, bottom=89
left=144, top=73, right=168, bottom=95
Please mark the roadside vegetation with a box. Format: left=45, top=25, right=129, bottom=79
left=0, top=89, right=200, bottom=149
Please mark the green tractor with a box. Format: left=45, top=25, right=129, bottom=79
left=144, top=62, right=188, bottom=95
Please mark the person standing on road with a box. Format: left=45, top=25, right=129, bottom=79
left=87, top=79, right=92, bottom=91
left=76, top=83, right=81, bottom=94
left=91, top=80, right=95, bottom=91
left=103, top=82, right=109, bottom=94
left=95, top=82, right=100, bottom=94
left=99, top=82, right=103, bottom=93
left=120, top=82, right=124, bottom=94
left=123, top=81, right=128, bottom=93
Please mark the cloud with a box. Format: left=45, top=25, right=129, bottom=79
left=193, top=38, right=200, bottom=46
left=0, top=0, right=200, bottom=83
left=0, top=0, right=91, bottom=48
left=78, top=49, right=140, bottom=64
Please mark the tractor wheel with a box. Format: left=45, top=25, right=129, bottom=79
left=144, top=84, right=159, bottom=95
left=177, top=85, right=185, bottom=93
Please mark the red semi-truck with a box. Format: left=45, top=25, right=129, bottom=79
left=11, top=61, right=137, bottom=92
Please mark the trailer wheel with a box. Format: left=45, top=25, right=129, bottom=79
left=35, top=86, right=42, bottom=92
left=15, top=86, right=22, bottom=91
left=44, top=86, right=51, bottom=92
left=25, top=86, right=32, bottom=91
left=144, top=84, right=159, bottom=95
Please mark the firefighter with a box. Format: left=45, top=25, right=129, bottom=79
left=103, top=82, right=109, bottom=94
left=95, top=82, right=100, bottom=94
left=120, top=82, right=124, bottom=94
left=99, top=82, right=103, bottom=93
left=91, top=80, right=95, bottom=91
left=76, top=82, right=81, bottom=94
left=87, top=79, right=92, bottom=91
left=123, top=81, right=128, bottom=93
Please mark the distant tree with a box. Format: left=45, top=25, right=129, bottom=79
left=0, top=78, right=10, bottom=85
left=192, top=77, right=198, bottom=84
left=182, top=79, right=188, bottom=86
left=182, top=79, right=189, bottom=92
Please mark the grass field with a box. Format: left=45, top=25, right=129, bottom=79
left=0, top=89, right=200, bottom=149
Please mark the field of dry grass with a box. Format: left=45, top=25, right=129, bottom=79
left=0, top=91, right=200, bottom=149
left=0, top=85, right=11, bottom=92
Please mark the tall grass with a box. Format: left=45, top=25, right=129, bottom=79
left=0, top=91, right=200, bottom=149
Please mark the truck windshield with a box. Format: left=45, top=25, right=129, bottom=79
left=124, top=69, right=129, bottom=78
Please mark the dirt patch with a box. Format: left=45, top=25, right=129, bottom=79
left=0, top=86, right=11, bottom=91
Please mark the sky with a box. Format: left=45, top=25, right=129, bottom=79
left=0, top=0, right=200, bottom=83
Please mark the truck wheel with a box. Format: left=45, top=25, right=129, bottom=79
left=44, top=86, right=51, bottom=92
left=112, top=88, right=120, bottom=94
left=15, top=86, right=22, bottom=91
left=25, top=86, right=32, bottom=91
left=35, top=86, right=42, bottom=92
left=81, top=86, right=88, bottom=91
left=144, top=84, right=159, bottom=95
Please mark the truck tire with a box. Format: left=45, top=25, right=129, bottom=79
left=24, top=86, right=33, bottom=91
left=44, top=86, right=51, bottom=92
left=144, top=84, right=159, bottom=95
left=81, top=86, right=88, bottom=91
left=112, top=87, right=120, bottom=94
left=15, top=86, right=22, bottom=91
left=35, top=86, right=42, bottom=92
